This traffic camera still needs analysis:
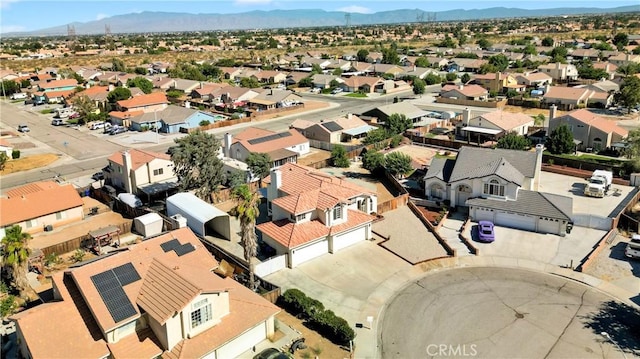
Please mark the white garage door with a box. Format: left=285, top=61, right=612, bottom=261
left=473, top=207, right=495, bottom=222
left=333, top=226, right=367, bottom=251
left=538, top=218, right=561, bottom=234
left=495, top=211, right=537, bottom=232
left=291, top=239, right=329, bottom=267
left=214, top=322, right=266, bottom=359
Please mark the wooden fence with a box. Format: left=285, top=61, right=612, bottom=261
left=40, top=220, right=133, bottom=257
left=407, top=201, right=456, bottom=257
left=576, top=229, right=617, bottom=272
left=436, top=97, right=507, bottom=108
left=184, top=116, right=252, bottom=133
left=458, top=218, right=479, bottom=255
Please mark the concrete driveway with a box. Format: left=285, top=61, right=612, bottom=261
left=264, top=240, right=411, bottom=324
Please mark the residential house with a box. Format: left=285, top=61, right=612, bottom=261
left=311, top=74, right=343, bottom=89
left=247, top=89, right=302, bottom=111
left=152, top=76, right=175, bottom=90
left=339, top=76, right=384, bottom=94
left=44, top=89, right=75, bottom=104
left=425, top=57, right=449, bottom=70
left=537, top=62, right=579, bottom=82
left=283, top=71, right=311, bottom=86
left=325, top=59, right=352, bottom=72
left=252, top=70, right=287, bottom=84
left=608, top=53, right=640, bottom=67
left=38, top=79, right=78, bottom=92
left=190, top=83, right=228, bottom=102
left=299, top=57, right=332, bottom=69
left=0, top=138, right=13, bottom=157
left=365, top=52, right=383, bottom=63
left=0, top=181, right=84, bottom=237
left=219, top=67, right=245, bottom=80
left=116, top=92, right=169, bottom=114
left=542, top=86, right=605, bottom=109
left=0, top=69, right=19, bottom=81
left=397, top=66, right=437, bottom=80
left=423, top=146, right=573, bottom=236
left=440, top=84, right=489, bottom=101
left=447, top=58, right=487, bottom=73
left=549, top=109, right=628, bottom=151
left=458, top=110, right=535, bottom=140
left=11, top=227, right=279, bottom=359
left=71, top=85, right=110, bottom=109
left=515, top=72, right=553, bottom=88
left=368, top=64, right=404, bottom=78
left=212, top=86, right=260, bottom=108
left=570, top=48, right=600, bottom=61
left=223, top=127, right=309, bottom=168
left=171, top=79, right=203, bottom=94
left=151, top=105, right=223, bottom=133
left=592, top=62, right=618, bottom=80
left=105, top=149, right=177, bottom=198
left=258, top=163, right=377, bottom=268
left=583, top=80, right=620, bottom=94
left=291, top=114, right=376, bottom=143
left=470, top=72, right=525, bottom=93
left=362, top=102, right=433, bottom=128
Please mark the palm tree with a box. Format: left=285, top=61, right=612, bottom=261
left=232, top=184, right=260, bottom=291
left=2, top=225, right=33, bottom=299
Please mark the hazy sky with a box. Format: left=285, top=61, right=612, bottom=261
left=1, top=0, right=639, bottom=33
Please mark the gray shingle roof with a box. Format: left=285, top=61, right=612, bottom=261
left=424, top=158, right=455, bottom=182
left=449, top=147, right=537, bottom=183
left=466, top=189, right=572, bottom=221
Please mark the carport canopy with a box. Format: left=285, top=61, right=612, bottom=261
left=166, top=193, right=231, bottom=239
left=343, top=125, right=377, bottom=137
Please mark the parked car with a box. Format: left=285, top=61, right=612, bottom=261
left=331, top=88, right=343, bottom=95
left=24, top=98, right=34, bottom=105
left=33, top=99, right=45, bottom=106
left=10, top=92, right=27, bottom=100
left=625, top=234, right=640, bottom=259
left=89, top=121, right=106, bottom=130
left=109, top=126, right=127, bottom=135
left=51, top=119, right=64, bottom=126
left=17, top=124, right=30, bottom=133
left=91, top=171, right=105, bottom=181
left=477, top=221, right=495, bottom=242
left=253, top=348, right=288, bottom=359
left=68, top=112, right=80, bottom=119
left=310, top=87, right=321, bottom=94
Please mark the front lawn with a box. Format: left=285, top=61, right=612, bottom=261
left=40, top=109, right=53, bottom=114
left=345, top=92, right=367, bottom=98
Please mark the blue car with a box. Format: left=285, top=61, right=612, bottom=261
left=477, top=221, right=495, bottom=242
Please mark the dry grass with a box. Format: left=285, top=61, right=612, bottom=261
left=1, top=153, right=60, bottom=174
left=276, top=311, right=350, bottom=359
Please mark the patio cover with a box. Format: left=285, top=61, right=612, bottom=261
left=138, top=178, right=179, bottom=196
left=461, top=126, right=502, bottom=135
left=343, top=125, right=377, bottom=137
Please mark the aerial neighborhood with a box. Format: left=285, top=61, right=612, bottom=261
left=1, top=3, right=640, bottom=359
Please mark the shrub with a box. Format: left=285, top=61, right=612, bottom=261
left=0, top=295, right=17, bottom=317
left=71, top=249, right=86, bottom=263
left=11, top=149, right=20, bottom=159
left=390, top=135, right=403, bottom=148
left=199, top=120, right=211, bottom=126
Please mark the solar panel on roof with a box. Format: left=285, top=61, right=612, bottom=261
left=174, top=243, right=196, bottom=256
left=112, top=263, right=141, bottom=286
left=321, top=121, right=343, bottom=132
left=247, top=132, right=291, bottom=145
left=160, top=239, right=180, bottom=252
left=91, top=272, right=138, bottom=323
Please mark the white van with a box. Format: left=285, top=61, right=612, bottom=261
left=89, top=121, right=106, bottom=130
left=10, top=92, right=27, bottom=100
left=625, top=234, right=640, bottom=259
left=55, top=108, right=75, bottom=119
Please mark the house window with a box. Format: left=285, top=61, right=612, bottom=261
left=483, top=179, right=505, bottom=196
left=25, top=219, right=37, bottom=228
left=153, top=168, right=163, bottom=176
left=297, top=213, right=306, bottom=221
left=190, top=298, right=212, bottom=329
left=333, top=206, right=342, bottom=220
left=55, top=211, right=66, bottom=220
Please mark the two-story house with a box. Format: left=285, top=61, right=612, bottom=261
left=458, top=110, right=535, bottom=140
left=223, top=127, right=309, bottom=168
left=537, top=62, right=579, bottom=82
left=105, top=149, right=177, bottom=198
left=11, top=227, right=280, bottom=359
left=258, top=163, right=377, bottom=267
left=423, top=146, right=573, bottom=236
left=471, top=72, right=525, bottom=93
left=549, top=109, right=628, bottom=152
left=0, top=181, right=84, bottom=237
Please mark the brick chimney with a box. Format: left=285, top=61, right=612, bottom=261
left=121, top=150, right=133, bottom=194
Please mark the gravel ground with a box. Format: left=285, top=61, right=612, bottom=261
left=583, top=232, right=640, bottom=295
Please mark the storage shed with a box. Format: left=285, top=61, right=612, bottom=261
left=166, top=193, right=231, bottom=240
left=133, top=212, right=164, bottom=238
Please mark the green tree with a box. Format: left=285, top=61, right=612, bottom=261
left=541, top=37, right=554, bottom=47
left=331, top=145, right=350, bottom=168
left=231, top=184, right=260, bottom=291
left=412, top=78, right=426, bottom=95
left=460, top=73, right=471, bottom=84
left=73, top=94, right=97, bottom=123
left=246, top=152, right=271, bottom=184
left=363, top=128, right=390, bottom=145
left=445, top=73, right=458, bottom=82
left=386, top=113, right=412, bottom=135
left=356, top=49, right=369, bottom=62
left=545, top=124, right=574, bottom=154
left=385, top=152, right=413, bottom=178
left=0, top=152, right=8, bottom=171
left=240, top=77, right=261, bottom=88
left=126, top=77, right=153, bottom=94
left=112, top=58, right=126, bottom=72
left=424, top=73, right=441, bottom=85
left=496, top=132, right=531, bottom=150
left=298, top=76, right=313, bottom=88
left=2, top=225, right=33, bottom=299
left=382, top=47, right=399, bottom=65
left=476, top=38, right=492, bottom=49
left=549, top=47, right=568, bottom=63
left=617, top=76, right=640, bottom=113
left=613, top=33, right=629, bottom=51
left=439, top=35, right=456, bottom=48
left=414, top=57, right=430, bottom=68
left=107, top=87, right=131, bottom=103
left=311, top=63, right=323, bottom=75
left=362, top=151, right=385, bottom=175
left=225, top=170, right=245, bottom=189
left=1, top=80, right=20, bottom=96
left=533, top=114, right=546, bottom=126
left=170, top=131, right=224, bottom=200
left=488, top=54, right=509, bottom=72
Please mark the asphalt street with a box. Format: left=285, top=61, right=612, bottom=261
left=379, top=267, right=638, bottom=359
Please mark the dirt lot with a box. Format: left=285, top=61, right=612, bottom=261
left=0, top=153, right=60, bottom=174
left=297, top=148, right=331, bottom=166
left=276, top=311, right=351, bottom=359
left=384, top=144, right=445, bottom=168
left=502, top=105, right=567, bottom=117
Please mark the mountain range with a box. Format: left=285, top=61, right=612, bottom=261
left=7, top=6, right=640, bottom=37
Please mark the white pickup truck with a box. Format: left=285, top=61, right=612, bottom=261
left=584, top=170, right=613, bottom=198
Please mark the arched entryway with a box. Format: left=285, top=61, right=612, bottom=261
left=456, top=184, right=472, bottom=206
left=429, top=183, right=446, bottom=200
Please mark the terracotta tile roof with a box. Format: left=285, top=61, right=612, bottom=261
left=137, top=258, right=202, bottom=325
left=264, top=163, right=374, bottom=197
left=44, top=89, right=75, bottom=98
left=10, top=273, right=110, bottom=358
left=273, top=189, right=341, bottom=215
left=107, top=149, right=170, bottom=170
left=477, top=111, right=534, bottom=131
left=258, top=209, right=374, bottom=249
left=117, top=92, right=168, bottom=109
left=107, top=327, right=163, bottom=359
left=82, top=85, right=110, bottom=95
left=233, top=127, right=274, bottom=141
left=341, top=76, right=382, bottom=87
left=40, top=78, right=77, bottom=89
left=521, top=72, right=553, bottom=81
left=564, top=109, right=628, bottom=137
left=441, top=84, right=488, bottom=97
left=109, top=110, right=144, bottom=119
left=163, top=277, right=279, bottom=359
left=0, top=181, right=84, bottom=226
left=593, top=62, right=618, bottom=71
